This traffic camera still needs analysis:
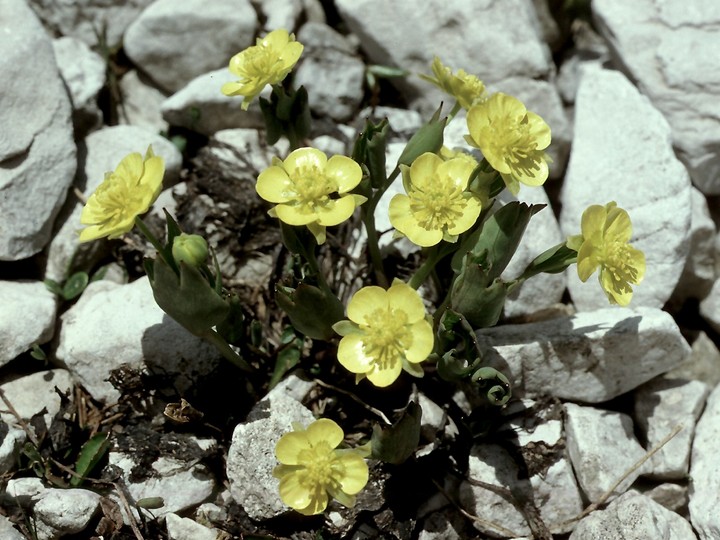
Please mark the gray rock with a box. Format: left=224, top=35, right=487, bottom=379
left=227, top=390, right=315, bottom=520
left=33, top=488, right=101, bottom=540
left=665, top=332, right=720, bottom=388
left=593, top=0, right=720, bottom=195
left=4, top=477, right=47, bottom=506
left=0, top=370, right=73, bottom=430
left=118, top=70, right=169, bottom=133
left=689, top=383, right=720, bottom=539
left=560, top=66, right=691, bottom=310
left=294, top=23, right=366, bottom=122
left=564, top=403, right=646, bottom=503
left=0, top=514, right=25, bottom=540
left=0, top=0, right=77, bottom=261
left=0, top=421, right=26, bottom=475
left=56, top=278, right=219, bottom=404
left=634, top=482, right=688, bottom=515
left=161, top=69, right=265, bottom=136
left=700, top=280, right=720, bottom=336
left=165, top=513, right=219, bottom=540
left=477, top=307, right=690, bottom=403
left=252, top=0, right=303, bottom=32
left=44, top=125, right=181, bottom=282
left=498, top=186, right=566, bottom=320
left=335, top=0, right=553, bottom=112
left=670, top=187, right=716, bottom=303
left=418, top=509, right=471, bottom=540
left=52, top=36, right=106, bottom=134
left=27, top=0, right=154, bottom=48
left=569, top=491, right=696, bottom=539
left=0, top=281, right=56, bottom=366
left=123, top=0, right=257, bottom=93
left=634, top=377, right=709, bottom=479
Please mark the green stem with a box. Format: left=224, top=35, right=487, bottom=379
left=134, top=216, right=164, bottom=254
left=447, top=101, right=463, bottom=124
left=201, top=328, right=253, bottom=372
left=408, top=246, right=439, bottom=289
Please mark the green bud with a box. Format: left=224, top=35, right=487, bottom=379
left=397, top=104, right=446, bottom=167
left=172, top=233, right=209, bottom=267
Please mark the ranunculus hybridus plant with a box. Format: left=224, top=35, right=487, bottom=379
left=567, top=202, right=646, bottom=306
left=221, top=28, right=304, bottom=110
left=420, top=56, right=487, bottom=110
left=78, top=146, right=164, bottom=243
left=273, top=418, right=369, bottom=515
left=333, top=279, right=434, bottom=387
left=389, top=152, right=483, bottom=247
left=466, top=92, right=551, bottom=195
left=256, top=147, right=366, bottom=244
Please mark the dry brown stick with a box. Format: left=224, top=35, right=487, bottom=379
left=313, top=378, right=392, bottom=425
left=112, top=481, right=145, bottom=540
left=0, top=388, right=40, bottom=447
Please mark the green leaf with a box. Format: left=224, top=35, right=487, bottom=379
left=215, top=294, right=245, bottom=345
left=136, top=497, right=165, bottom=509
left=366, top=64, right=409, bottom=79
left=371, top=401, right=422, bottom=464
left=62, top=272, right=89, bottom=300
left=44, top=279, right=64, bottom=297
left=29, top=344, right=46, bottom=361
left=275, top=283, right=344, bottom=341
left=71, top=433, right=110, bottom=487
left=268, top=328, right=302, bottom=389
left=397, top=104, right=446, bottom=168
left=352, top=118, right=389, bottom=189
left=471, top=367, right=512, bottom=406
left=521, top=242, right=578, bottom=279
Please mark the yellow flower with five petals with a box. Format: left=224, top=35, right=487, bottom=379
left=465, top=92, right=551, bottom=195
left=333, top=279, right=434, bottom=387
left=419, top=56, right=486, bottom=110
left=389, top=152, right=482, bottom=247
left=221, top=29, right=304, bottom=110
left=273, top=418, right=369, bottom=515
left=79, top=146, right=164, bottom=243
left=567, top=202, right=645, bottom=306
left=256, top=147, right=366, bottom=245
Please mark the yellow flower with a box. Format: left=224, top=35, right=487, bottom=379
left=419, top=56, right=486, bottom=110
left=466, top=92, right=551, bottom=195
left=333, top=279, right=434, bottom=387
left=221, top=29, right=304, bottom=110
left=273, top=418, right=369, bottom=515
left=79, top=147, right=164, bottom=243
left=569, top=202, right=645, bottom=306
left=256, top=147, right=366, bottom=244
left=389, top=152, right=482, bottom=247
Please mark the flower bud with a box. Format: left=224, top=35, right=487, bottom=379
left=172, top=233, right=208, bottom=267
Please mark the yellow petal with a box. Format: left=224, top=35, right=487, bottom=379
left=577, top=240, right=601, bottom=282
left=403, top=223, right=443, bottom=248
left=279, top=472, right=312, bottom=510
left=408, top=152, right=443, bottom=191
left=347, top=286, right=388, bottom=324
left=117, top=152, right=143, bottom=183
left=296, top=490, right=329, bottom=516
left=446, top=195, right=482, bottom=236
left=315, top=195, right=356, bottom=226
left=337, top=334, right=374, bottom=374
left=627, top=245, right=646, bottom=284
left=599, top=269, right=632, bottom=306
left=526, top=111, right=551, bottom=150
left=283, top=147, right=327, bottom=177
left=257, top=166, right=294, bottom=203
left=332, top=320, right=359, bottom=337
left=405, top=319, right=434, bottom=363
left=387, top=280, right=425, bottom=323
left=604, top=205, right=632, bottom=243
left=306, top=221, right=327, bottom=244
left=262, top=28, right=290, bottom=48
left=275, top=431, right=310, bottom=465
left=581, top=205, right=607, bottom=239
left=437, top=156, right=476, bottom=190
left=325, top=155, right=362, bottom=193
left=140, top=155, right=165, bottom=198
left=366, top=358, right=403, bottom=387
left=336, top=453, right=369, bottom=495
left=281, top=41, right=305, bottom=69
left=305, top=418, right=344, bottom=449
left=512, top=154, right=548, bottom=187
left=275, top=204, right=317, bottom=225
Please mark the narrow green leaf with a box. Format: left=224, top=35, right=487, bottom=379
left=71, top=432, right=110, bottom=487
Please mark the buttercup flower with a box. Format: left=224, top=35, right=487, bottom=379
left=333, top=279, right=434, bottom=387
left=221, top=28, right=304, bottom=110
left=420, top=56, right=486, bottom=110
left=79, top=146, right=164, bottom=243
left=389, top=152, right=482, bottom=247
left=273, top=418, right=369, bottom=515
left=256, top=147, right=366, bottom=244
left=567, top=202, right=645, bottom=306
left=465, top=92, right=551, bottom=195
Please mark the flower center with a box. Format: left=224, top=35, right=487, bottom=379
left=361, top=308, right=412, bottom=369
left=409, top=176, right=466, bottom=231
left=93, top=174, right=144, bottom=224
left=240, top=46, right=282, bottom=81
left=602, top=242, right=641, bottom=291
left=297, top=442, right=343, bottom=491
left=289, top=165, right=336, bottom=212
left=486, top=114, right=541, bottom=175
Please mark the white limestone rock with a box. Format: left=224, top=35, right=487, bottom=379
left=0, top=281, right=56, bottom=366
left=634, top=377, right=709, bottom=479
left=161, top=69, right=265, bottom=136
left=476, top=307, right=690, bottom=403
left=4, top=477, right=48, bottom=506
left=26, top=0, right=154, bottom=48
left=0, top=0, right=77, bottom=261
left=44, top=125, right=181, bottom=282
left=569, top=491, right=696, bottom=539
left=665, top=331, right=720, bottom=388
left=0, top=421, right=26, bottom=475
left=123, top=0, right=257, bottom=93
left=0, top=370, right=73, bottom=430
left=593, top=0, right=720, bottom=195
left=294, top=23, right=366, bottom=122
left=564, top=403, right=646, bottom=503
left=689, top=383, right=720, bottom=540
left=559, top=66, right=691, bottom=310
left=56, top=278, right=219, bottom=404
left=252, top=0, right=303, bottom=33
left=335, top=0, right=553, bottom=112
left=498, top=186, right=566, bottom=320
left=634, top=482, right=688, bottom=515
left=52, top=36, right=106, bottom=134
left=118, top=70, right=169, bottom=133
left=700, top=280, right=720, bottom=336
left=226, top=390, right=315, bottom=520
left=33, top=488, right=101, bottom=540
left=165, top=513, right=219, bottom=540
left=0, top=515, right=25, bottom=540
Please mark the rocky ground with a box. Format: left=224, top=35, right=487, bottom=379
left=1, top=0, right=720, bottom=539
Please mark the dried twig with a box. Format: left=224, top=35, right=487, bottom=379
left=313, top=378, right=392, bottom=425
left=0, top=388, right=40, bottom=447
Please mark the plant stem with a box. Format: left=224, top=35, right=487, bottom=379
left=134, top=216, right=164, bottom=254
left=201, top=328, right=253, bottom=372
